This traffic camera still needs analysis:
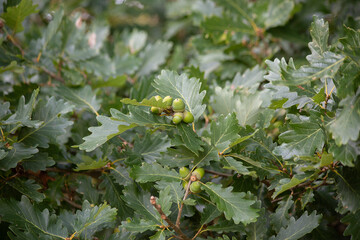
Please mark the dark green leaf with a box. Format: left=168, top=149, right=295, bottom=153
left=270, top=195, right=294, bottom=232
left=60, top=201, right=117, bottom=238
left=130, top=162, right=181, bottom=183
left=0, top=195, right=68, bottom=238
left=341, top=210, right=360, bottom=239
left=274, top=115, right=325, bottom=159
left=176, top=123, right=204, bottom=155
left=0, top=143, right=38, bottom=171
left=7, top=178, right=45, bottom=202
left=269, top=211, right=322, bottom=240
left=56, top=86, right=101, bottom=115
left=18, top=97, right=74, bottom=148
left=138, top=41, right=172, bottom=76
left=78, top=115, right=135, bottom=152
left=1, top=0, right=38, bottom=33
left=202, top=182, right=259, bottom=225
left=329, top=89, right=360, bottom=145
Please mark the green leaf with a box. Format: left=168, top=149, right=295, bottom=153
left=157, top=186, right=172, bottom=216
left=121, top=96, right=169, bottom=108
left=340, top=26, right=360, bottom=65
left=21, top=152, right=55, bottom=171
left=245, top=206, right=269, bottom=240
left=55, top=86, right=101, bottom=115
left=329, top=89, right=360, bottom=145
left=264, top=0, right=295, bottom=29
left=92, top=75, right=127, bottom=88
left=7, top=178, right=45, bottom=202
left=0, top=61, right=24, bottom=74
left=211, top=113, right=240, bottom=151
left=109, top=165, right=132, bottom=186
left=270, top=195, right=294, bottom=232
left=2, top=89, right=42, bottom=131
left=201, top=182, right=259, bottom=225
left=231, top=66, right=265, bottom=93
left=201, top=204, right=222, bottom=225
left=211, top=86, right=240, bottom=116
left=111, top=107, right=174, bottom=128
left=265, top=18, right=345, bottom=86
left=18, top=97, right=74, bottom=148
left=155, top=181, right=184, bottom=208
left=221, top=157, right=254, bottom=176
left=341, top=210, right=360, bottom=239
left=269, top=211, right=322, bottom=240
left=121, top=219, right=157, bottom=233
left=211, top=87, right=271, bottom=127
left=0, top=195, right=68, bottom=239
left=336, top=165, right=360, bottom=213
left=0, top=143, right=38, bottom=171
left=76, top=176, right=99, bottom=204
left=127, top=29, right=147, bottom=54
left=206, top=218, right=245, bottom=233
left=229, top=129, right=259, bottom=148
left=130, top=162, right=181, bottom=183
left=122, top=184, right=161, bottom=224
left=329, top=141, right=358, bottom=167
left=228, top=153, right=268, bottom=171
left=336, top=61, right=360, bottom=98
left=176, top=123, right=204, bottom=156
left=78, top=115, right=135, bottom=152
left=274, top=115, right=325, bottom=159
left=273, top=175, right=311, bottom=198
left=201, top=15, right=254, bottom=42
left=60, top=201, right=117, bottom=238
left=127, top=132, right=171, bottom=164
left=153, top=70, right=206, bottom=120
left=100, top=174, right=133, bottom=219
left=138, top=41, right=172, bottom=76
left=150, top=230, right=166, bottom=240
left=1, top=0, right=38, bottom=33
left=42, top=8, right=64, bottom=51
left=75, top=156, right=107, bottom=171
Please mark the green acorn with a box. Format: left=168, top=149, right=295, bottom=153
left=172, top=112, right=183, bottom=124
left=163, top=96, right=173, bottom=108
left=172, top=98, right=185, bottom=112
left=183, top=111, right=194, bottom=123
left=192, top=168, right=205, bottom=180
left=190, top=181, right=201, bottom=193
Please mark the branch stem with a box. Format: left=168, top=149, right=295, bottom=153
left=176, top=179, right=192, bottom=227
left=150, top=196, right=191, bottom=240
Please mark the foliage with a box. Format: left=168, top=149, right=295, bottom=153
left=0, top=0, right=359, bottom=239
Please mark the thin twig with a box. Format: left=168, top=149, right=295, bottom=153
left=150, top=196, right=191, bottom=240
left=39, top=66, right=65, bottom=83
left=62, top=197, right=82, bottom=209
left=204, top=169, right=233, bottom=177
left=192, top=224, right=204, bottom=240
left=176, top=179, right=192, bottom=227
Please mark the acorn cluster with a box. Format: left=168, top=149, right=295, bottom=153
left=150, top=96, right=194, bottom=124
left=179, top=167, right=204, bottom=193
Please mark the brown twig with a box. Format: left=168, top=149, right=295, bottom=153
left=39, top=66, right=65, bottom=83
left=176, top=179, right=192, bottom=227
left=204, top=169, right=233, bottom=177
left=62, top=197, right=82, bottom=209
left=150, top=196, right=191, bottom=240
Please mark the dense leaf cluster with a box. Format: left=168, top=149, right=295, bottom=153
left=0, top=0, right=359, bottom=239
